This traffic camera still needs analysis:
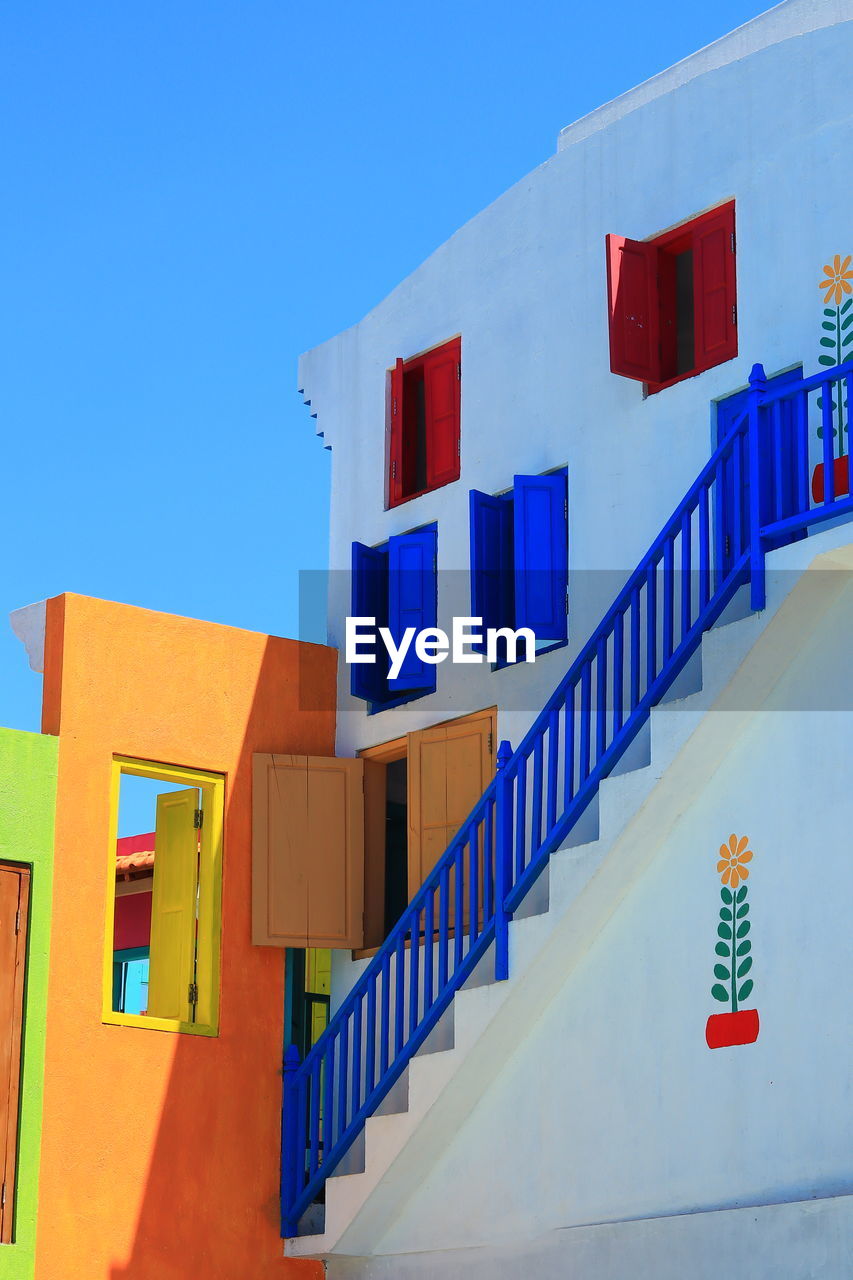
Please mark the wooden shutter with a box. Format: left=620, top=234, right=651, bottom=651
left=147, top=789, right=199, bottom=1022
left=351, top=541, right=390, bottom=704
left=693, top=202, right=737, bottom=371
left=469, top=489, right=514, bottom=632
left=424, top=339, right=461, bottom=489
left=388, top=357, right=405, bottom=507
left=605, top=234, right=662, bottom=383
left=252, top=754, right=364, bottom=949
left=387, top=525, right=438, bottom=691
left=407, top=709, right=495, bottom=893
left=513, top=472, right=568, bottom=642
left=0, top=864, right=29, bottom=1244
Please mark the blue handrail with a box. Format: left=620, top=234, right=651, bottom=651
left=281, top=359, right=853, bottom=1237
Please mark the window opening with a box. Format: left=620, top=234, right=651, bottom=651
left=107, top=760, right=223, bottom=1035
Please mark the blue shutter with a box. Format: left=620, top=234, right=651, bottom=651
left=469, top=489, right=514, bottom=634
left=351, top=541, right=389, bottom=703
left=387, top=524, right=437, bottom=692
left=513, top=472, right=568, bottom=642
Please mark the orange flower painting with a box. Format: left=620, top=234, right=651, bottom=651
left=716, top=833, right=753, bottom=888
left=819, top=254, right=853, bottom=305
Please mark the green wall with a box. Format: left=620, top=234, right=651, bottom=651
left=0, top=727, right=57, bottom=1280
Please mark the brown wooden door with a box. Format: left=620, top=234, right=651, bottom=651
left=407, top=709, right=495, bottom=894
left=0, top=863, right=30, bottom=1244
left=252, top=754, right=365, bottom=949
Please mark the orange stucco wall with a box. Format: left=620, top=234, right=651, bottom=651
left=35, top=594, right=334, bottom=1280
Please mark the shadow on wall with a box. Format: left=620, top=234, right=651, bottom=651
left=106, top=642, right=328, bottom=1280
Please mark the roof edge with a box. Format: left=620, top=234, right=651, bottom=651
left=557, top=0, right=850, bottom=152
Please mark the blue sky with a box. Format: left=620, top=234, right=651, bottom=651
left=0, top=0, right=766, bottom=732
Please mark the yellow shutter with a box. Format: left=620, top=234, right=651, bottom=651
left=408, top=709, right=495, bottom=894
left=147, top=788, right=200, bottom=1021
left=252, top=755, right=364, bottom=949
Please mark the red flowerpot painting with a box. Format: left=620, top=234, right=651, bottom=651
left=705, top=1008, right=760, bottom=1049
left=811, top=455, right=850, bottom=503
left=707, top=834, right=759, bottom=1051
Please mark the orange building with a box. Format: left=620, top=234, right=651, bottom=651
left=33, top=593, right=334, bottom=1280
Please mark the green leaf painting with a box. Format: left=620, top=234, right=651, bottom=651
left=815, top=257, right=853, bottom=453
left=711, top=834, right=757, bottom=1014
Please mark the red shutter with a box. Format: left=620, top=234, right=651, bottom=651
left=605, top=234, right=662, bottom=383
left=387, top=357, right=405, bottom=508
left=693, top=202, right=737, bottom=371
left=424, top=339, right=460, bottom=489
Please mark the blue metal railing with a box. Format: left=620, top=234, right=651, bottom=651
left=281, top=359, right=853, bottom=1237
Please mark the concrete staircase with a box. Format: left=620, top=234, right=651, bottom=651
left=286, top=525, right=853, bottom=1260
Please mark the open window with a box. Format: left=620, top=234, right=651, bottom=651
left=105, top=759, right=224, bottom=1036
left=1, top=862, right=29, bottom=1243
left=606, top=201, right=737, bottom=391
left=360, top=708, right=495, bottom=952
left=387, top=338, right=461, bottom=507
left=469, top=470, right=568, bottom=658
left=351, top=523, right=438, bottom=708
left=251, top=713, right=495, bottom=958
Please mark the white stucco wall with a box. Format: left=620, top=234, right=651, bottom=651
left=300, top=0, right=853, bottom=765
left=328, top=557, right=853, bottom=1275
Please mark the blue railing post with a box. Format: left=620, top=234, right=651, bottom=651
left=281, top=1043, right=301, bottom=1237
left=494, top=739, right=513, bottom=981
left=748, top=362, right=768, bottom=611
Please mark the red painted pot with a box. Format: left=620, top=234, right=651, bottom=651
left=705, top=1009, right=759, bottom=1049
left=812, top=455, right=850, bottom=503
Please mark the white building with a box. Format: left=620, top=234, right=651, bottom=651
left=287, top=2, right=853, bottom=1274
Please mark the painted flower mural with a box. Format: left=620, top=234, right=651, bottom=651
left=813, top=254, right=852, bottom=502
left=705, top=833, right=760, bottom=1049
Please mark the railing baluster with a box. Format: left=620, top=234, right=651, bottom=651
left=379, top=955, right=390, bottom=1077
left=516, top=755, right=528, bottom=879
left=562, top=692, right=575, bottom=809
left=662, top=537, right=674, bottom=661
left=797, top=389, right=810, bottom=514
left=822, top=376, right=836, bottom=505
left=365, top=978, right=376, bottom=1099
left=438, top=865, right=450, bottom=989
left=322, top=1035, right=335, bottom=1153
left=646, top=560, right=657, bottom=687
left=772, top=399, right=784, bottom=520
left=630, top=586, right=641, bottom=709
left=732, top=432, right=744, bottom=558
left=613, top=610, right=623, bottom=736
left=547, top=707, right=559, bottom=830
left=680, top=510, right=691, bottom=641
left=699, top=482, right=710, bottom=607
left=595, top=636, right=607, bottom=762
left=468, top=825, right=479, bottom=943
left=579, top=660, right=591, bottom=781
left=494, top=742, right=513, bottom=981
left=282, top=1045, right=300, bottom=1218
left=424, top=887, right=434, bottom=1012
left=408, top=909, right=420, bottom=1037
left=308, top=1056, right=321, bottom=1178
left=395, top=932, right=405, bottom=1056
left=454, top=846, right=464, bottom=970
left=840, top=373, right=845, bottom=494
left=531, top=736, right=543, bottom=852
left=482, top=799, right=494, bottom=920
left=337, top=1021, right=349, bottom=1149
left=352, top=994, right=363, bottom=1123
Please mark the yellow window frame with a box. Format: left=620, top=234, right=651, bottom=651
left=103, top=756, right=225, bottom=1036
